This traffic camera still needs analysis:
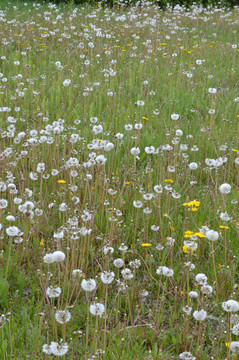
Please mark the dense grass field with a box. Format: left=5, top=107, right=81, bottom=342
left=0, top=1, right=238, bottom=359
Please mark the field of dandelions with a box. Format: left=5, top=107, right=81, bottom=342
left=0, top=1, right=238, bottom=359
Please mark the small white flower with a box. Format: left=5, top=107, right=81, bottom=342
left=72, top=269, right=83, bottom=278
left=206, top=230, right=219, bottom=242
left=133, top=200, right=142, bottom=208
left=176, top=129, right=183, bottom=137
left=156, top=266, right=174, bottom=277
left=121, top=268, right=133, bottom=280
left=100, top=271, right=115, bottom=284
left=220, top=212, right=230, bottom=221
left=6, top=215, right=15, bottom=222
left=222, top=300, right=239, bottom=312
left=52, top=251, right=66, bottom=262
left=6, top=226, right=21, bottom=237
left=113, top=258, right=124, bottom=268
left=179, top=351, right=196, bottom=360
left=171, top=113, right=179, bottom=121
left=145, top=146, right=155, bottom=154
left=189, top=162, right=198, bottom=170
left=46, top=286, right=61, bottom=298
left=63, top=79, right=71, bottom=86
left=0, top=199, right=8, bottom=209
left=92, top=125, right=103, bottom=134
left=188, top=291, right=198, bottom=299
left=125, top=124, right=133, bottom=131
left=90, top=303, right=105, bottom=316
left=55, top=310, right=71, bottom=324
left=130, top=147, right=140, bottom=155
left=129, top=259, right=141, bottom=269
left=230, top=342, right=239, bottom=353
left=119, top=243, right=128, bottom=251
left=81, top=279, right=96, bottom=292
left=219, top=183, right=231, bottom=194
left=182, top=306, right=192, bottom=316
left=154, top=185, right=163, bottom=193
left=135, top=123, right=143, bottom=130
left=208, top=88, right=217, bottom=94
left=208, top=109, right=215, bottom=114
left=50, top=341, right=69, bottom=356
left=43, top=254, right=55, bottom=264
left=231, top=324, right=239, bottom=336
left=193, top=309, right=207, bottom=321
left=136, top=100, right=144, bottom=106
left=36, top=162, right=45, bottom=173
left=95, top=155, right=107, bottom=165
left=103, top=246, right=114, bottom=255
left=42, top=344, right=52, bottom=355
left=195, top=273, right=207, bottom=285
left=201, top=285, right=213, bottom=295
left=59, top=203, right=68, bottom=212
left=151, top=225, right=159, bottom=231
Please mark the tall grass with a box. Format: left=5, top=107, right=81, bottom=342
left=0, top=1, right=238, bottom=359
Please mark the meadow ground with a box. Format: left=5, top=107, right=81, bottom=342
left=0, top=1, right=238, bottom=359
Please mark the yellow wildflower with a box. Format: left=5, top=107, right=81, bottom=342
left=165, top=179, right=174, bottom=183
left=183, top=245, right=188, bottom=253
left=194, top=232, right=206, bottom=238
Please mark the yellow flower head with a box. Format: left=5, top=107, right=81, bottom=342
left=183, top=245, right=188, bottom=253
left=194, top=232, right=206, bottom=238
left=184, top=231, right=193, bottom=238
left=165, top=179, right=174, bottom=183
left=141, top=243, right=152, bottom=247
left=58, top=180, right=66, bottom=184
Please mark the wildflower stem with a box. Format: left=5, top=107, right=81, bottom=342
left=211, top=242, right=219, bottom=303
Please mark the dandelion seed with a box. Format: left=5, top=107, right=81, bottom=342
left=222, top=300, right=239, bottom=312
left=189, top=291, right=198, bottom=299
left=46, top=286, right=61, bottom=298
left=131, top=147, right=140, bottom=155
left=55, top=310, right=71, bottom=324
left=179, top=351, right=196, bottom=360
left=63, top=79, right=71, bottom=86
left=219, top=183, right=231, bottom=194
left=156, top=266, right=174, bottom=277
left=195, top=273, right=207, bottom=285
left=171, top=113, right=179, bottom=121
left=121, top=268, right=133, bottom=280
left=50, top=341, right=69, bottom=356
left=229, top=342, right=239, bottom=353
left=6, top=226, right=21, bottom=237
left=52, top=251, right=66, bottom=262
left=72, top=269, right=83, bottom=278
left=206, top=230, right=219, bottom=242
left=42, top=344, right=52, bottom=355
left=133, top=200, right=142, bottom=208
left=193, top=309, right=207, bottom=321
left=189, top=162, right=198, bottom=170
left=136, top=100, right=144, bottom=106
left=90, top=303, right=105, bottom=316
left=43, top=254, right=55, bottom=264
left=113, top=258, right=124, bottom=268
left=0, top=199, right=8, bottom=209
left=81, top=279, right=96, bottom=292
left=100, top=271, right=115, bottom=284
